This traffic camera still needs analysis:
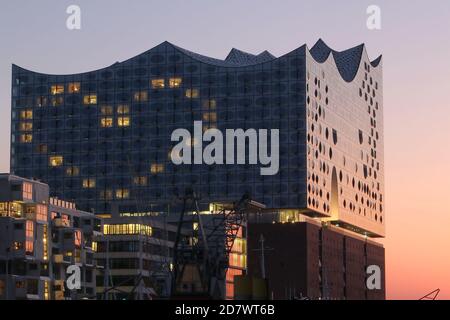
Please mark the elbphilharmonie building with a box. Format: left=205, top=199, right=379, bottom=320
left=10, top=39, right=385, bottom=299
left=11, top=39, right=384, bottom=237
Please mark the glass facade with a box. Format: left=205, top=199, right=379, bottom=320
left=10, top=40, right=384, bottom=237
left=11, top=41, right=308, bottom=216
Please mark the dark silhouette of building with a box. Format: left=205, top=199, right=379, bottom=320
left=246, top=216, right=385, bottom=300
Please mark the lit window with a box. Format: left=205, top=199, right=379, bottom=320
left=67, top=82, right=81, bottom=94
left=117, top=105, right=130, bottom=114
left=151, top=163, right=165, bottom=174
left=203, top=112, right=217, bottom=122
left=44, top=281, right=49, bottom=300
left=20, top=134, right=33, bottom=143
left=23, top=182, right=33, bottom=200
left=169, top=77, right=182, bottom=88
left=133, top=176, right=148, bottom=186
left=36, top=204, right=47, bottom=222
left=50, top=85, right=64, bottom=95
left=134, top=91, right=148, bottom=102
left=66, top=166, right=79, bottom=176
left=100, top=117, right=113, bottom=128
left=151, top=79, right=165, bottom=89
left=118, top=116, right=130, bottom=127
left=186, top=89, right=199, bottom=98
left=203, top=99, right=217, bottom=109
left=43, top=225, right=48, bottom=262
left=19, top=122, right=33, bottom=131
left=74, top=230, right=82, bottom=248
left=25, top=241, right=34, bottom=255
left=115, top=189, right=130, bottom=199
left=13, top=242, right=23, bottom=250
left=20, top=110, right=33, bottom=119
left=82, top=178, right=96, bottom=188
left=49, top=156, right=63, bottom=167
left=100, top=106, right=113, bottom=115
left=83, top=94, right=97, bottom=105
left=26, top=220, right=34, bottom=254
left=36, top=96, right=47, bottom=107
left=0, top=202, right=23, bottom=218
left=51, top=97, right=64, bottom=106
left=103, top=224, right=152, bottom=236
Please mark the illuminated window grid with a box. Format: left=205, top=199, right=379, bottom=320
left=117, top=104, right=130, bottom=114
left=117, top=116, right=130, bottom=127
left=67, top=82, right=81, bottom=94
left=83, top=94, right=97, bottom=105
left=150, top=163, right=164, bottom=174
left=103, top=223, right=152, bottom=236
left=44, top=281, right=50, bottom=300
left=229, top=252, right=246, bottom=269
left=36, top=204, right=48, bottom=222
left=151, top=79, right=165, bottom=89
left=0, top=202, right=23, bottom=218
left=20, top=134, right=33, bottom=143
left=22, top=182, right=33, bottom=200
left=25, top=220, right=34, bottom=254
left=169, top=77, right=182, bottom=88
left=20, top=109, right=33, bottom=119
left=100, top=117, right=113, bottom=128
left=49, top=156, right=63, bottom=167
left=43, top=225, right=48, bottom=261
left=82, top=178, right=96, bottom=189
left=50, top=85, right=64, bottom=95
left=74, top=230, right=82, bottom=248
left=115, top=189, right=130, bottom=199
left=19, top=122, right=33, bottom=131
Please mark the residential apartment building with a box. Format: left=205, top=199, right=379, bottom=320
left=94, top=214, right=177, bottom=299
left=0, top=174, right=102, bottom=299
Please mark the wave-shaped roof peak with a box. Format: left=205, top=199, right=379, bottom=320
left=309, top=39, right=382, bottom=82
left=13, top=40, right=381, bottom=80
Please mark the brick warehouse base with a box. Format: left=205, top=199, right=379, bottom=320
left=247, top=220, right=385, bottom=300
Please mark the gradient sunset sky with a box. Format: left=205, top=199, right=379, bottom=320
left=0, top=0, right=449, bottom=299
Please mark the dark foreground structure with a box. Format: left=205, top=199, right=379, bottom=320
left=10, top=39, right=385, bottom=299
left=247, top=216, right=385, bottom=300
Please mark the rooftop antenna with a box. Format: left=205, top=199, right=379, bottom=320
left=252, top=234, right=273, bottom=279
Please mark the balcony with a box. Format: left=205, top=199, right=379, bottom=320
left=53, top=218, right=70, bottom=228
